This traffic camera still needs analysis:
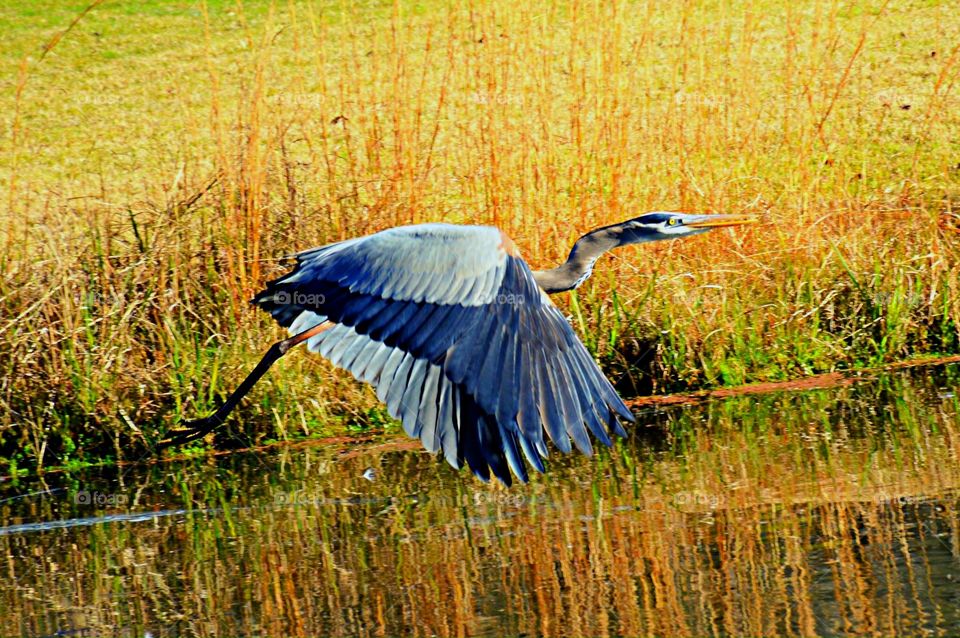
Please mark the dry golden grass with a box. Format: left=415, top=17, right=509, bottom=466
left=0, top=0, right=958, bottom=469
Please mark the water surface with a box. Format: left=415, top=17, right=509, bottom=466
left=2, top=364, right=959, bottom=637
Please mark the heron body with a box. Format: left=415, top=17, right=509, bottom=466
left=165, top=212, right=757, bottom=485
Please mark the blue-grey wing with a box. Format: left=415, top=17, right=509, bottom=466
left=253, top=223, right=633, bottom=485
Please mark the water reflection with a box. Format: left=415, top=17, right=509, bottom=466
left=2, top=364, right=959, bottom=637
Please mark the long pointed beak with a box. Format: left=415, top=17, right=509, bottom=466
left=685, top=213, right=760, bottom=229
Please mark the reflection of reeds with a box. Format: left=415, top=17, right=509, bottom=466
left=1, top=0, right=958, bottom=468
left=0, top=367, right=958, bottom=635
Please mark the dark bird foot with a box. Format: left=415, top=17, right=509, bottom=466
left=158, top=416, right=222, bottom=449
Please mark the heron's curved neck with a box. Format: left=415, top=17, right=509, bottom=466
left=532, top=228, right=619, bottom=293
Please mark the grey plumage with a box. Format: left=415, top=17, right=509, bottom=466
left=168, top=212, right=757, bottom=485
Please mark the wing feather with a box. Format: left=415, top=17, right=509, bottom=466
left=339, top=333, right=371, bottom=371
left=324, top=330, right=356, bottom=367
left=417, top=364, right=443, bottom=452
left=384, top=353, right=415, bottom=418
left=562, top=347, right=613, bottom=447
left=435, top=377, right=459, bottom=467
left=455, top=390, right=490, bottom=482
left=517, top=339, right=548, bottom=460
left=400, top=358, right=429, bottom=436
left=375, top=347, right=408, bottom=403
left=535, top=362, right=571, bottom=454
left=357, top=342, right=393, bottom=384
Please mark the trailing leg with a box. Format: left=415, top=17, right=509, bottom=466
left=160, top=322, right=331, bottom=447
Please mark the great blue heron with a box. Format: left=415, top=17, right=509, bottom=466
left=163, top=212, right=756, bottom=484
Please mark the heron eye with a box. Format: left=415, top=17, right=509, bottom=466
left=668, top=218, right=679, bottom=226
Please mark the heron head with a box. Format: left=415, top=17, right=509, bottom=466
left=614, top=211, right=759, bottom=245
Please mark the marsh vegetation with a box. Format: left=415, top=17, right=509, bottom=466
left=1, top=2, right=958, bottom=468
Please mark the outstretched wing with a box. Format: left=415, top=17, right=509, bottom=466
left=253, top=223, right=634, bottom=485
